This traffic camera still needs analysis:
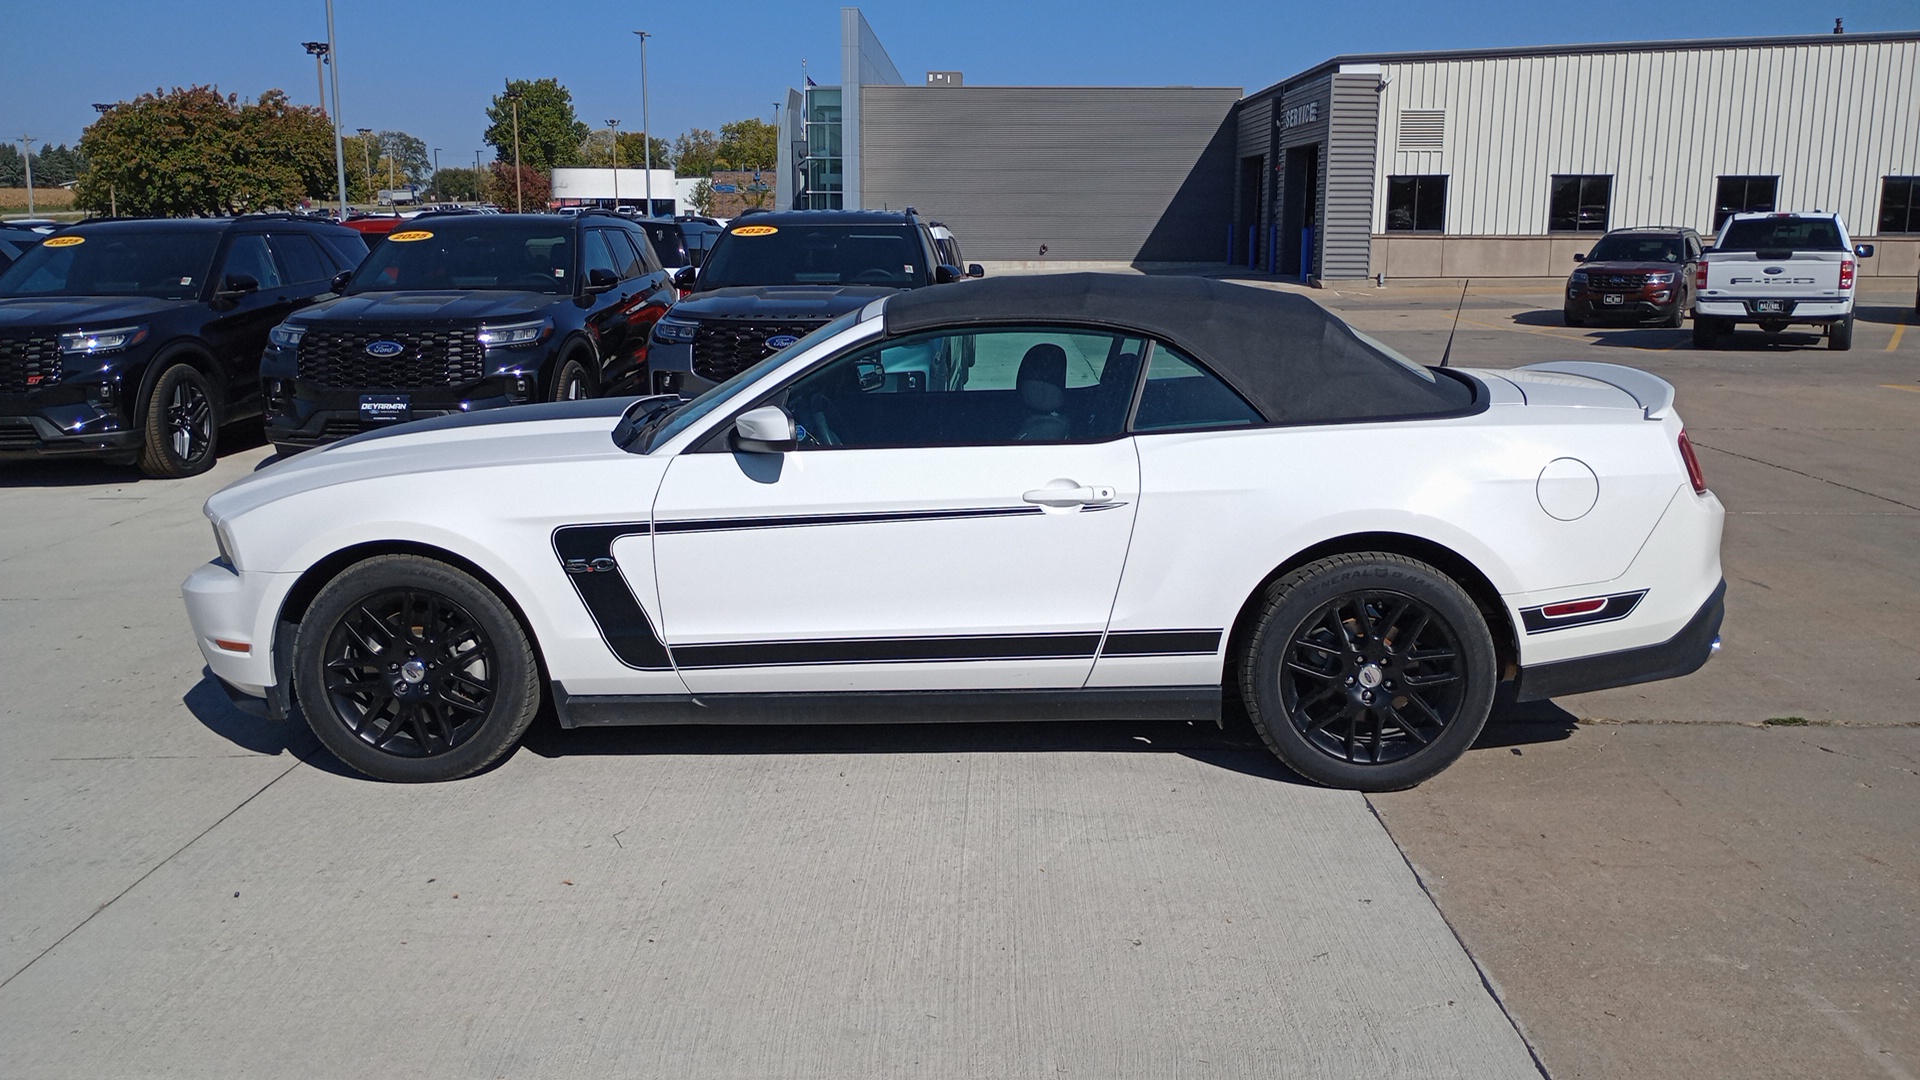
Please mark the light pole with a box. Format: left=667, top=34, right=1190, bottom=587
left=357, top=127, right=374, bottom=205
left=17, top=136, right=34, bottom=216
left=301, top=41, right=330, bottom=111
left=432, top=147, right=440, bottom=199
left=91, top=104, right=116, bottom=216
left=324, top=0, right=347, bottom=217
left=504, top=86, right=524, bottom=213
left=474, top=149, right=483, bottom=203
left=633, top=31, right=652, bottom=216
left=606, top=119, right=620, bottom=210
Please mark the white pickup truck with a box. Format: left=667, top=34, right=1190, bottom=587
left=1693, top=212, right=1875, bottom=351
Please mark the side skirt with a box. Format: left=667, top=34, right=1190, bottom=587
left=552, top=685, right=1224, bottom=729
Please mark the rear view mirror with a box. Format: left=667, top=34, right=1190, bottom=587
left=934, top=264, right=962, bottom=284
left=586, top=267, right=619, bottom=293
left=733, top=405, right=796, bottom=454
left=1572, top=253, right=1586, bottom=263
left=214, top=274, right=259, bottom=304
left=1855, top=244, right=1875, bottom=258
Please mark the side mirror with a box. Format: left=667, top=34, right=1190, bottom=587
left=1855, top=244, right=1875, bottom=258
left=1699, top=246, right=1716, bottom=256
left=586, top=267, right=619, bottom=293
left=934, top=264, right=962, bottom=284
left=672, top=266, right=699, bottom=290
left=329, top=270, right=353, bottom=293
left=1571, top=252, right=1586, bottom=263
left=732, top=405, right=796, bottom=454
left=967, top=263, right=985, bottom=278
left=217, top=273, right=260, bottom=299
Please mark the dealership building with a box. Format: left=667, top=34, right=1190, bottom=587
left=777, top=13, right=1919, bottom=280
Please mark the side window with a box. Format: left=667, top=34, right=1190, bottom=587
left=582, top=230, right=620, bottom=282
left=221, top=234, right=284, bottom=289
left=617, top=230, right=657, bottom=276
left=317, top=231, right=370, bottom=269
left=1133, top=344, right=1264, bottom=433
left=770, top=327, right=1146, bottom=449
left=268, top=233, right=331, bottom=284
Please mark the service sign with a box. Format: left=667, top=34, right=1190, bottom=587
left=1280, top=101, right=1321, bottom=129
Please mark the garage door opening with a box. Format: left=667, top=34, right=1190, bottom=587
left=1281, top=144, right=1320, bottom=279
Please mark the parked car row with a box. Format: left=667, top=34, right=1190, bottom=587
left=1562, top=212, right=1879, bottom=351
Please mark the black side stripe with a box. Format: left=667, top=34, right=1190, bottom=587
left=656, top=505, right=1043, bottom=535
left=673, top=632, right=1104, bottom=670
left=1099, top=629, right=1223, bottom=656
left=552, top=522, right=672, bottom=670
left=1519, top=590, right=1648, bottom=634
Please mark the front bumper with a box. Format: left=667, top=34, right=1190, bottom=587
left=264, top=377, right=536, bottom=448
left=1565, top=290, right=1681, bottom=321
left=183, top=559, right=299, bottom=713
left=0, top=388, right=140, bottom=459
left=1512, top=580, right=1724, bottom=701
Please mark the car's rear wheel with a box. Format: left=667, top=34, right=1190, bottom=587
left=137, top=362, right=220, bottom=478
left=1238, top=553, right=1496, bottom=791
left=294, top=555, right=542, bottom=782
left=1828, top=314, right=1854, bottom=351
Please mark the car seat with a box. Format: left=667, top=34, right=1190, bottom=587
left=1013, top=344, right=1070, bottom=441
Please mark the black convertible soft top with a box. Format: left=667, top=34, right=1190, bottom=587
left=884, top=273, right=1475, bottom=424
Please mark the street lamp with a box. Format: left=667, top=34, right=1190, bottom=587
left=16, top=135, right=34, bottom=216
left=504, top=86, right=524, bottom=213
left=606, top=119, right=620, bottom=210
left=357, top=127, right=374, bottom=204
left=432, top=147, right=440, bottom=199
left=323, top=0, right=348, bottom=217
left=633, top=31, right=652, bottom=216
left=301, top=41, right=330, bottom=112
left=91, top=105, right=116, bottom=216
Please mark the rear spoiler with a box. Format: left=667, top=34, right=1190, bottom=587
left=1518, top=361, right=1675, bottom=420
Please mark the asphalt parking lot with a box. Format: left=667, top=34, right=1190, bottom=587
left=2, top=277, right=1915, bottom=1079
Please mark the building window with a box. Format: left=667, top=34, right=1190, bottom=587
left=1880, top=177, right=1920, bottom=234
left=800, top=87, right=843, bottom=210
left=1713, top=175, right=1777, bottom=232
left=1385, top=175, right=1447, bottom=232
left=1548, top=175, right=1611, bottom=233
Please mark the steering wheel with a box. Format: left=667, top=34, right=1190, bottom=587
left=849, top=268, right=897, bottom=284
left=802, top=392, right=846, bottom=447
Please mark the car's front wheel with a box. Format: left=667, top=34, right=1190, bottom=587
left=1238, top=553, right=1497, bottom=791
left=550, top=355, right=592, bottom=402
left=293, top=555, right=543, bottom=782
left=137, top=362, right=220, bottom=478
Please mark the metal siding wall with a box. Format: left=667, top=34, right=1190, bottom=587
left=861, top=87, right=1242, bottom=262
left=1371, top=39, right=1920, bottom=236
left=1237, top=96, right=1273, bottom=241
left=1324, top=74, right=1380, bottom=279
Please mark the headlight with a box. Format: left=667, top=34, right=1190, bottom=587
left=1645, top=272, right=1675, bottom=286
left=477, top=318, right=551, bottom=349
left=268, top=323, right=306, bottom=348
left=58, top=324, right=148, bottom=356
left=652, top=317, right=698, bottom=344
left=1568, top=271, right=1588, bottom=286
left=208, top=515, right=240, bottom=571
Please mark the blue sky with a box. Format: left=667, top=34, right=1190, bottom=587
left=3, top=1, right=1915, bottom=168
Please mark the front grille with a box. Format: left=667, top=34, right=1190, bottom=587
left=690, top=320, right=829, bottom=382
left=0, top=334, right=61, bottom=394
left=322, top=419, right=364, bottom=439
left=297, top=328, right=484, bottom=390
left=1590, top=273, right=1649, bottom=290
left=0, top=417, right=41, bottom=450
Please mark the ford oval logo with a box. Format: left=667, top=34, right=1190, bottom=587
left=1763, top=267, right=1784, bottom=275
left=765, top=334, right=800, bottom=350
left=365, top=340, right=405, bottom=357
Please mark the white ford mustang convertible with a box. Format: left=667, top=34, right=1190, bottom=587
left=184, top=274, right=1724, bottom=789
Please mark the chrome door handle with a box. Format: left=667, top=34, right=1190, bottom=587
left=1023, top=484, right=1115, bottom=507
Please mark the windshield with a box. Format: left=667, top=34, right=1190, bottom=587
left=698, top=223, right=928, bottom=290
left=0, top=230, right=220, bottom=299
left=1586, top=235, right=1684, bottom=263
left=347, top=220, right=575, bottom=294
left=638, top=309, right=864, bottom=452
left=1718, top=217, right=1845, bottom=252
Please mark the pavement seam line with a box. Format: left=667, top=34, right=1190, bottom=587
left=0, top=753, right=309, bottom=991
left=1362, top=797, right=1555, bottom=1080
left=1692, top=440, right=1920, bottom=512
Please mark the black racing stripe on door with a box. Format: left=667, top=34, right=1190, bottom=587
left=654, top=505, right=1043, bottom=535
left=1099, top=630, right=1224, bottom=656
left=672, top=632, right=1104, bottom=670
left=552, top=522, right=672, bottom=670
left=1519, top=590, right=1648, bottom=634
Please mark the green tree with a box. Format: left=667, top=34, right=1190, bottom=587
left=581, top=129, right=670, bottom=172
left=486, top=161, right=550, bottom=211
left=483, top=78, right=589, bottom=172
left=672, top=128, right=719, bottom=177
left=378, top=131, right=431, bottom=185
left=718, top=118, right=778, bottom=170
left=686, top=177, right=715, bottom=215
left=75, top=87, right=334, bottom=216
left=0, top=144, right=23, bottom=187
left=432, top=166, right=481, bottom=201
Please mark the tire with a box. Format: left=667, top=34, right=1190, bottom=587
left=1238, top=553, right=1497, bottom=791
left=1692, top=316, right=1724, bottom=349
left=1828, top=314, right=1854, bottom=351
left=549, top=354, right=593, bottom=402
left=137, top=362, right=220, bottom=478
left=293, top=555, right=543, bottom=782
left=1562, top=307, right=1584, bottom=328
left=271, top=443, right=304, bottom=460
left=1662, top=303, right=1685, bottom=329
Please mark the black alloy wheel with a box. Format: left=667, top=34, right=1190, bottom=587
left=551, top=355, right=592, bottom=402
left=1828, top=314, right=1854, bottom=351
left=138, top=362, right=220, bottom=477
left=295, top=555, right=542, bottom=782
left=1240, top=553, right=1496, bottom=791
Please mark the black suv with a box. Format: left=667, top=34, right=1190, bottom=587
left=647, top=209, right=978, bottom=394
left=0, top=216, right=368, bottom=476
left=633, top=217, right=723, bottom=298
left=261, top=211, right=676, bottom=453
left=1563, top=227, right=1705, bottom=327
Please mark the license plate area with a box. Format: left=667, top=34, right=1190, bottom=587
left=1750, top=299, right=1793, bottom=315
left=1601, top=293, right=1626, bottom=306
left=359, top=394, right=410, bottom=424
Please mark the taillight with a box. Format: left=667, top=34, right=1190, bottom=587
left=1838, top=259, right=1855, bottom=290
left=1678, top=429, right=1708, bottom=495
left=1694, top=260, right=1709, bottom=291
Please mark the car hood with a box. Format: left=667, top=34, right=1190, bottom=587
left=0, top=294, right=187, bottom=330
left=1574, top=261, right=1685, bottom=275
left=205, top=397, right=637, bottom=522
left=671, top=285, right=898, bottom=321
left=293, top=290, right=558, bottom=325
